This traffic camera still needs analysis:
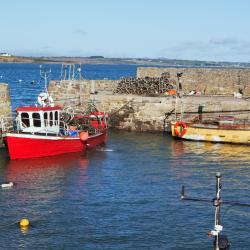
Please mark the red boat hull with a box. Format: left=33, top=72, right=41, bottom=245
left=4, top=131, right=107, bottom=160
left=4, top=134, right=87, bottom=160
left=87, top=131, right=107, bottom=149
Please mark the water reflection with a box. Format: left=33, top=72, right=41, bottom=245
left=19, top=226, right=29, bottom=235
left=4, top=153, right=89, bottom=211
left=6, top=152, right=89, bottom=183
left=0, top=153, right=90, bottom=230
left=0, top=148, right=9, bottom=168
left=171, top=140, right=250, bottom=162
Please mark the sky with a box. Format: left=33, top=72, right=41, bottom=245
left=0, top=0, right=250, bottom=62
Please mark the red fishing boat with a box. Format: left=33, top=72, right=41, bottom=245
left=1, top=67, right=109, bottom=160
left=2, top=104, right=108, bottom=160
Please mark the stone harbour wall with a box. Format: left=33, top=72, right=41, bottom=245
left=90, top=79, right=118, bottom=92
left=0, top=84, right=12, bottom=116
left=0, top=83, right=12, bottom=147
left=48, top=67, right=250, bottom=133
left=48, top=80, right=117, bottom=107
left=93, top=95, right=173, bottom=132
left=49, top=80, right=91, bottom=107
left=137, top=67, right=250, bottom=96
left=48, top=78, right=250, bottom=132
left=93, top=95, right=250, bottom=132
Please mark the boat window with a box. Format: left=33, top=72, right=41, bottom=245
left=44, top=112, right=48, bottom=126
left=55, top=111, right=58, bottom=124
left=32, top=113, right=41, bottom=127
left=21, top=113, right=30, bottom=127
left=50, top=112, right=53, bottom=126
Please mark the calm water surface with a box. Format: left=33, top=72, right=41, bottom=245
left=0, top=132, right=250, bottom=249
left=0, top=64, right=250, bottom=249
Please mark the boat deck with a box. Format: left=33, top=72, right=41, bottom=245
left=190, top=122, right=250, bottom=131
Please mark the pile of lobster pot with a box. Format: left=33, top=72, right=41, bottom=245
left=113, top=72, right=176, bottom=96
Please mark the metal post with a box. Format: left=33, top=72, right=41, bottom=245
left=214, top=172, right=221, bottom=250
left=60, top=64, right=63, bottom=80
left=198, top=104, right=204, bottom=123
left=72, top=64, right=75, bottom=80
left=64, top=65, right=67, bottom=80
left=175, top=74, right=179, bottom=121
left=180, top=76, right=183, bottom=121
left=176, top=73, right=183, bottom=121
left=91, top=80, right=95, bottom=95
left=215, top=172, right=221, bottom=225
left=180, top=171, right=250, bottom=249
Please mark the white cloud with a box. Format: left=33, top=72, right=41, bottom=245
left=209, top=37, right=239, bottom=45
left=157, top=37, right=250, bottom=62
left=74, top=29, right=87, bottom=36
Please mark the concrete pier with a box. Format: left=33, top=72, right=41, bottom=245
left=49, top=67, right=250, bottom=133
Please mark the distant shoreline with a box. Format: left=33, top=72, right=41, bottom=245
left=1, top=56, right=250, bottom=68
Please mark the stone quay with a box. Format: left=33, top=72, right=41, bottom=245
left=48, top=67, right=250, bottom=133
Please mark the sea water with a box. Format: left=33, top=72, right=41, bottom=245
left=0, top=64, right=250, bottom=249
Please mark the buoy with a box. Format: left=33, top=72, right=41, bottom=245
left=1, top=182, right=14, bottom=188
left=19, top=218, right=30, bottom=227
left=79, top=131, right=89, bottom=141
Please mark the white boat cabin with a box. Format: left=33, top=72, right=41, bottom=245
left=16, top=106, right=61, bottom=135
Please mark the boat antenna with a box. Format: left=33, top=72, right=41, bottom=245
left=181, top=172, right=250, bottom=249
left=39, top=65, right=51, bottom=94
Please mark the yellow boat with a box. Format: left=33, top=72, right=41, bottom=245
left=171, top=119, right=250, bottom=145
left=170, top=72, right=250, bottom=145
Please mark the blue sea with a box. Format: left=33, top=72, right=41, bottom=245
left=0, top=63, right=250, bottom=249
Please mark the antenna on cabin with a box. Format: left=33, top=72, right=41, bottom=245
left=39, top=65, right=51, bottom=94
left=181, top=173, right=250, bottom=249
left=37, top=65, right=54, bottom=107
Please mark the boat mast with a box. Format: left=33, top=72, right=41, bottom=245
left=60, top=64, right=83, bottom=81
left=175, top=72, right=183, bottom=121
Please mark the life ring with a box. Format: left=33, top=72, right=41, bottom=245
left=174, top=121, right=188, bottom=137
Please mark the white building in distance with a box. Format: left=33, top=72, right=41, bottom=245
left=0, top=53, right=12, bottom=57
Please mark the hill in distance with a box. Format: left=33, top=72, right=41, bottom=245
left=0, top=55, right=250, bottom=68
